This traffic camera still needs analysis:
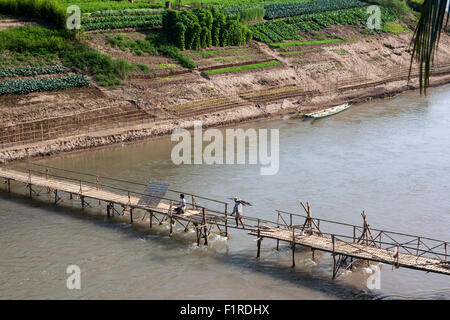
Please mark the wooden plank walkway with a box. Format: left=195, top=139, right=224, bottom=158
left=1, top=166, right=449, bottom=279
left=0, top=167, right=233, bottom=245
left=248, top=226, right=450, bottom=276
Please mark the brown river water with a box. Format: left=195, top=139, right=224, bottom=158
left=1, top=85, right=450, bottom=299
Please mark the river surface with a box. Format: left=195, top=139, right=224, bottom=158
left=1, top=85, right=450, bottom=300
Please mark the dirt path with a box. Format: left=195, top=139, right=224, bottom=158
left=254, top=42, right=294, bottom=68
left=0, top=19, right=38, bottom=30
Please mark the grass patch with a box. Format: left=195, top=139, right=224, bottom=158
left=383, top=22, right=409, bottom=34
left=0, top=0, right=67, bottom=28
left=106, top=34, right=159, bottom=56
left=330, top=48, right=349, bottom=55
left=271, top=39, right=343, bottom=49
left=280, top=48, right=320, bottom=56
left=189, top=48, right=247, bottom=59
left=204, top=60, right=280, bottom=75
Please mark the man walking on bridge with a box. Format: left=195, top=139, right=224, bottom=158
left=232, top=197, right=246, bottom=229
left=174, top=194, right=186, bottom=215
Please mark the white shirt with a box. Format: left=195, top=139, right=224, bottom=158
left=179, top=198, right=186, bottom=208
left=232, top=202, right=242, bottom=215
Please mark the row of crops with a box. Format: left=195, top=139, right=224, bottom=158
left=250, top=6, right=399, bottom=43
left=263, top=0, right=367, bottom=19
left=0, top=65, right=68, bottom=78
left=81, top=8, right=163, bottom=31
left=0, top=74, right=90, bottom=96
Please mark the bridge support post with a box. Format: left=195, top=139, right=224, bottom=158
left=291, top=225, right=296, bottom=267
left=130, top=208, right=133, bottom=224
left=292, top=244, right=295, bottom=268
left=203, top=208, right=208, bottom=246
left=196, top=226, right=201, bottom=246
left=150, top=211, right=153, bottom=229
left=276, top=212, right=280, bottom=251
left=54, top=189, right=58, bottom=204
left=169, top=201, right=173, bottom=236
left=332, top=235, right=336, bottom=279
left=81, top=196, right=85, bottom=210
left=224, top=203, right=228, bottom=237
left=6, top=179, right=11, bottom=193
left=28, top=184, right=32, bottom=199
left=256, top=219, right=262, bottom=258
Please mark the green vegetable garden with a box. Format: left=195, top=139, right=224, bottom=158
left=263, top=0, right=367, bottom=19
left=251, top=6, right=399, bottom=43
left=0, top=74, right=90, bottom=95
left=0, top=0, right=417, bottom=93
left=0, top=65, right=68, bottom=78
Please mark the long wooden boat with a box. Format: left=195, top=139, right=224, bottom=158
left=304, top=103, right=351, bottom=119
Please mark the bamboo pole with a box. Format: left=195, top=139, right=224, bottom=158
left=445, top=242, right=447, bottom=261
left=130, top=207, right=133, bottom=224
left=54, top=189, right=58, bottom=204
left=276, top=212, right=280, bottom=251
left=150, top=210, right=153, bottom=229
left=332, top=235, right=336, bottom=279
left=257, top=218, right=261, bottom=258
left=196, top=227, right=200, bottom=246
left=417, top=237, right=421, bottom=256
left=203, top=208, right=208, bottom=245
left=225, top=203, right=228, bottom=237
left=169, top=201, right=173, bottom=236
left=292, top=225, right=296, bottom=267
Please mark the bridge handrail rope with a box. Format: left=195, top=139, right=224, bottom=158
left=276, top=209, right=449, bottom=246
left=11, top=160, right=228, bottom=206
left=283, top=220, right=450, bottom=261
left=8, top=165, right=208, bottom=212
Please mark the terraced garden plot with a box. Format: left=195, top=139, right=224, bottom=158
left=239, top=85, right=316, bottom=103
left=167, top=97, right=249, bottom=117
left=279, top=48, right=321, bottom=56
left=88, top=32, right=187, bottom=79
left=271, top=39, right=343, bottom=49
left=203, top=60, right=281, bottom=75
left=187, top=46, right=270, bottom=69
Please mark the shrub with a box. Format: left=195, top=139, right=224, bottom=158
left=162, top=8, right=251, bottom=51
left=0, top=0, right=67, bottom=28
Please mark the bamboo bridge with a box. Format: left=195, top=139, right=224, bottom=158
left=1, top=163, right=449, bottom=280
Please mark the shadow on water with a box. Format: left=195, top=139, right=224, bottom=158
left=0, top=189, right=387, bottom=300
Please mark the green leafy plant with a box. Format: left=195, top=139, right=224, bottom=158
left=0, top=74, right=90, bottom=95
left=0, top=65, right=67, bottom=78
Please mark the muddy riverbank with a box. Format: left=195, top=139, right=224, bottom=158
left=2, top=71, right=450, bottom=164
left=2, top=31, right=450, bottom=163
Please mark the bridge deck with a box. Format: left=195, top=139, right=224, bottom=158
left=249, top=226, right=450, bottom=275
left=1, top=166, right=449, bottom=278
left=0, top=167, right=227, bottom=227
